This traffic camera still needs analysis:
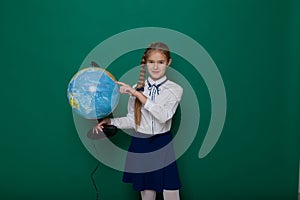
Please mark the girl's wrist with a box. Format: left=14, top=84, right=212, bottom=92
left=132, top=90, right=138, bottom=97
left=134, top=91, right=147, bottom=104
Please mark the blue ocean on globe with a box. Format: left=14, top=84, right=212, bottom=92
left=67, top=67, right=120, bottom=119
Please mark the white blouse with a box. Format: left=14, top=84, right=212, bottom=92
left=110, top=76, right=183, bottom=135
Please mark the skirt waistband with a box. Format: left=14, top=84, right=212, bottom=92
left=133, top=131, right=171, bottom=143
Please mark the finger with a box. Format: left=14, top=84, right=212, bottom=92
left=120, top=87, right=129, bottom=94
left=95, top=125, right=102, bottom=133
left=115, top=81, right=126, bottom=86
left=99, top=122, right=104, bottom=126
left=97, top=127, right=103, bottom=134
left=97, top=125, right=104, bottom=132
left=93, top=127, right=98, bottom=134
left=99, top=121, right=107, bottom=126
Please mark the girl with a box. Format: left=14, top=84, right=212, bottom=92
left=95, top=42, right=183, bottom=200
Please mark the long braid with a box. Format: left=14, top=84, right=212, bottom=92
left=134, top=50, right=148, bottom=127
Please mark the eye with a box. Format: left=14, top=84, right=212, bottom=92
left=159, top=61, right=165, bottom=64
left=147, top=60, right=154, bottom=64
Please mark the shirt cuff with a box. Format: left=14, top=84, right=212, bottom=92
left=144, top=98, right=155, bottom=111
left=110, top=118, right=116, bottom=126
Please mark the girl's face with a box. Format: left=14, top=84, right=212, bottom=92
left=146, top=51, right=171, bottom=81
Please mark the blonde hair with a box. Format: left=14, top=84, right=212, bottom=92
left=134, top=42, right=171, bottom=127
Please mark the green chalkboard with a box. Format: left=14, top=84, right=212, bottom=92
left=0, top=0, right=299, bottom=199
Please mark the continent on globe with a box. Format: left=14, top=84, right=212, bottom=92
left=67, top=63, right=120, bottom=119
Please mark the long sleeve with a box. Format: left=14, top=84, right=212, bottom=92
left=110, top=96, right=135, bottom=129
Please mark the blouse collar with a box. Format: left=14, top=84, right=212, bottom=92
left=147, top=76, right=167, bottom=86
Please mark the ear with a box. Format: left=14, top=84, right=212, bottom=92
left=167, top=58, right=172, bottom=66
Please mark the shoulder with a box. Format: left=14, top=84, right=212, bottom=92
left=165, top=80, right=183, bottom=92
left=164, top=80, right=183, bottom=100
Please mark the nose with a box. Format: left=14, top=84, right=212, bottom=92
left=154, top=62, right=158, bottom=69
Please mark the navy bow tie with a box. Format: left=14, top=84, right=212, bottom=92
left=147, top=79, right=168, bottom=96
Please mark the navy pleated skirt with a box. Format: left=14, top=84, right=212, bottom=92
left=122, top=131, right=181, bottom=192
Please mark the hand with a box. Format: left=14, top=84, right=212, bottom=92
left=93, top=118, right=111, bottom=134
left=116, top=81, right=137, bottom=96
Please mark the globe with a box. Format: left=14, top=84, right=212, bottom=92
left=67, top=67, right=120, bottom=119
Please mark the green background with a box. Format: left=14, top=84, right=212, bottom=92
left=1, top=0, right=299, bottom=199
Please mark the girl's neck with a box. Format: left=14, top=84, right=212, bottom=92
left=148, top=75, right=167, bottom=83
